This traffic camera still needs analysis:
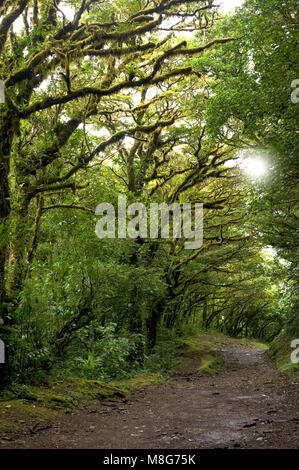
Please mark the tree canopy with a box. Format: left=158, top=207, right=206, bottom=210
left=0, top=0, right=298, bottom=387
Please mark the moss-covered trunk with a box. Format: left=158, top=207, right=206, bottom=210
left=6, top=190, right=30, bottom=297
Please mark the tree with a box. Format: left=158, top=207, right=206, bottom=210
left=0, top=0, right=235, bottom=385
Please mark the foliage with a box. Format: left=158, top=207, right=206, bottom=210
left=0, top=0, right=297, bottom=391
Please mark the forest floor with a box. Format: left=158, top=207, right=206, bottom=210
left=0, top=334, right=298, bottom=449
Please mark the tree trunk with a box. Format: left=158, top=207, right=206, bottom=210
left=6, top=191, right=30, bottom=296
left=146, top=298, right=165, bottom=350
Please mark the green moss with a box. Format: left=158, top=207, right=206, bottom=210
left=250, top=341, right=269, bottom=349
left=197, top=356, right=223, bottom=374
left=176, top=333, right=223, bottom=374
left=48, top=395, right=77, bottom=410
left=114, top=372, right=166, bottom=394
left=0, top=399, right=58, bottom=433
left=239, top=338, right=269, bottom=349
left=20, top=377, right=129, bottom=410
left=178, top=333, right=216, bottom=357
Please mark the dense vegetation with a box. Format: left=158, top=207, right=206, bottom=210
left=0, top=0, right=298, bottom=390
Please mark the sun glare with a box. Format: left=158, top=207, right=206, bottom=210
left=220, top=0, right=246, bottom=13
left=242, top=157, right=268, bottom=180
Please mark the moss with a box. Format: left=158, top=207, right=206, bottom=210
left=249, top=341, right=269, bottom=349
left=114, top=372, right=166, bottom=394
left=20, top=377, right=129, bottom=410
left=178, top=333, right=216, bottom=357
left=176, top=333, right=224, bottom=374
left=197, top=356, right=223, bottom=374
left=48, top=395, right=77, bottom=410
left=240, top=338, right=269, bottom=349
left=0, top=399, right=58, bottom=433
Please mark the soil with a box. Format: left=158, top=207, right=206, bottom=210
left=1, top=336, right=298, bottom=449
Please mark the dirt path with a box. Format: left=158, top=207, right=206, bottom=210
left=2, top=337, right=298, bottom=449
